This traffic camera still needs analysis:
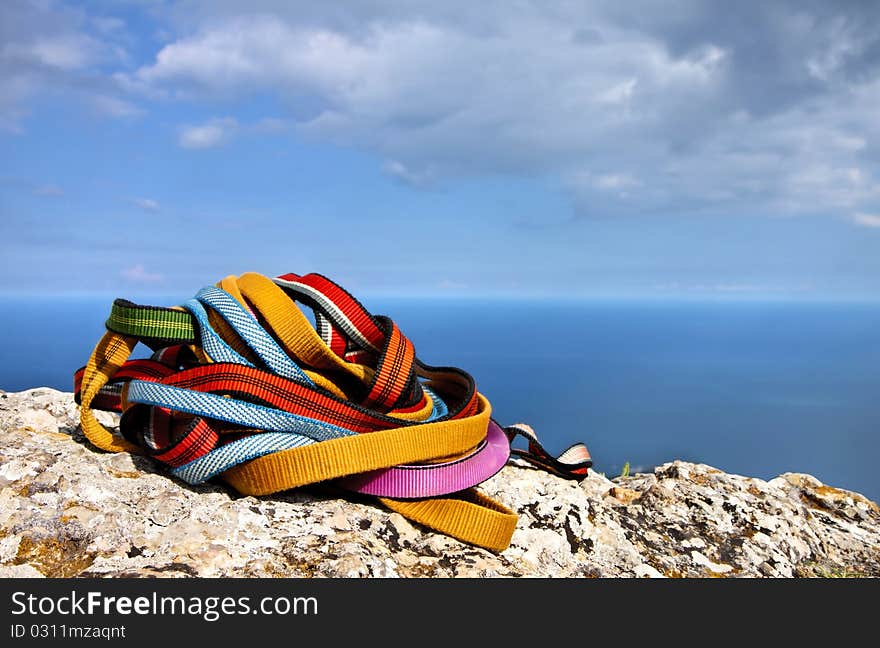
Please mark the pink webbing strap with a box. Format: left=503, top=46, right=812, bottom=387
left=339, top=419, right=510, bottom=498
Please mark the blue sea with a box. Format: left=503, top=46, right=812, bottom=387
left=1, top=297, right=878, bottom=502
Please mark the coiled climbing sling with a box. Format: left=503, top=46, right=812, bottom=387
left=74, top=271, right=592, bottom=552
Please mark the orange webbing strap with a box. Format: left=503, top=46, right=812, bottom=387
left=364, top=319, right=415, bottom=410
left=380, top=491, right=517, bottom=553
left=78, top=331, right=143, bottom=454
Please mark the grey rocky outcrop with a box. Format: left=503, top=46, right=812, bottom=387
left=1, top=388, right=877, bottom=578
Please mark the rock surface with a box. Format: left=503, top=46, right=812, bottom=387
left=1, top=388, right=878, bottom=578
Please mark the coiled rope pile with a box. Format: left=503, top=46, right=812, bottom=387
left=74, top=271, right=591, bottom=552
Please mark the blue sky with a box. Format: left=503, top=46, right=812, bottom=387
left=1, top=0, right=879, bottom=299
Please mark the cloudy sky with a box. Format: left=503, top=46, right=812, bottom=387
left=2, top=0, right=879, bottom=299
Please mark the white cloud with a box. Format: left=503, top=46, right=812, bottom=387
left=129, top=13, right=730, bottom=187
left=3, top=34, right=102, bottom=70
left=685, top=44, right=727, bottom=80
left=119, top=11, right=807, bottom=218
left=383, top=159, right=435, bottom=188
left=178, top=117, right=237, bottom=149
left=782, top=162, right=879, bottom=211
left=805, top=17, right=862, bottom=82
left=851, top=213, right=880, bottom=228
left=121, top=264, right=163, bottom=282
left=829, top=132, right=866, bottom=152
left=594, top=174, right=641, bottom=191
left=0, top=2, right=138, bottom=131
left=91, top=95, right=142, bottom=118
left=177, top=116, right=293, bottom=147
left=566, top=170, right=643, bottom=203
left=131, top=197, right=160, bottom=211
left=595, top=78, right=637, bottom=106
left=6, top=2, right=880, bottom=222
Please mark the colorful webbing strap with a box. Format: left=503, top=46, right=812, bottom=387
left=79, top=279, right=514, bottom=550
left=105, top=300, right=193, bottom=346
left=75, top=271, right=590, bottom=552
left=504, top=423, right=593, bottom=480
left=118, top=365, right=456, bottom=488
left=78, top=339, right=512, bottom=550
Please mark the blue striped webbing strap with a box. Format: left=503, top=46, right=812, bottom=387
left=194, top=286, right=314, bottom=386
left=171, top=432, right=315, bottom=484
left=126, top=380, right=355, bottom=441
left=424, top=385, right=448, bottom=419
left=183, top=298, right=253, bottom=366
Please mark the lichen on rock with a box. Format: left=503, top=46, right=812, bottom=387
left=1, top=388, right=878, bottom=578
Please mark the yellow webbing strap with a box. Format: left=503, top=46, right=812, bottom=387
left=218, top=275, right=247, bottom=306
left=78, top=331, right=143, bottom=454
left=380, top=491, right=517, bottom=553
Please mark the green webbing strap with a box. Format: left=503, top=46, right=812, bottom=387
left=106, top=299, right=196, bottom=343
